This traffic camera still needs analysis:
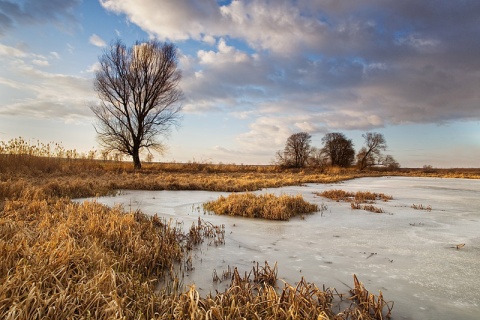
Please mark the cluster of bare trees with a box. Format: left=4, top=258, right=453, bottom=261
left=275, top=131, right=399, bottom=170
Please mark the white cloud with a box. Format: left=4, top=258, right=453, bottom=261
left=85, top=62, right=101, bottom=73
left=100, top=0, right=222, bottom=41
left=32, top=59, right=50, bottom=66
left=99, top=0, right=326, bottom=55
left=0, top=43, right=27, bottom=58
left=0, top=48, right=96, bottom=122
left=197, top=39, right=249, bottom=65
left=395, top=33, right=440, bottom=53
left=89, top=34, right=106, bottom=47
left=202, top=34, right=216, bottom=46
left=50, top=51, right=60, bottom=59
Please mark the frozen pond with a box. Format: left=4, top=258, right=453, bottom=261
left=77, top=177, right=480, bottom=319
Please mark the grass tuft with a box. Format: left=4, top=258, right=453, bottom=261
left=317, top=190, right=392, bottom=203
left=203, top=193, right=319, bottom=220
left=318, top=189, right=392, bottom=214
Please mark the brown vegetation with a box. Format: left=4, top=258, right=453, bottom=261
left=411, top=204, right=432, bottom=211
left=203, top=192, right=319, bottom=220
left=1, top=136, right=478, bottom=319
left=317, top=190, right=392, bottom=203
left=318, top=190, right=392, bottom=214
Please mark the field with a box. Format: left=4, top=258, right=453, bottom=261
left=1, top=140, right=479, bottom=319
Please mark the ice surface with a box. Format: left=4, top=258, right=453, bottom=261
left=77, top=177, right=480, bottom=319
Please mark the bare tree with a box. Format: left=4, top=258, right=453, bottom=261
left=91, top=39, right=183, bottom=169
left=382, top=155, right=400, bottom=169
left=357, top=132, right=387, bottom=170
left=321, top=132, right=355, bottom=167
left=308, top=146, right=328, bottom=167
left=276, top=132, right=312, bottom=168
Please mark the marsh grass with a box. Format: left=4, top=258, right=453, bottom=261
left=12, top=137, right=480, bottom=318
left=0, top=191, right=392, bottom=319
left=203, top=193, right=319, bottom=220
left=0, top=196, right=184, bottom=319
left=318, top=190, right=391, bottom=214
left=317, top=190, right=392, bottom=203
left=411, top=204, right=432, bottom=211
left=351, top=202, right=385, bottom=213
left=171, top=262, right=392, bottom=320
left=350, top=274, right=394, bottom=319
left=186, top=217, right=225, bottom=249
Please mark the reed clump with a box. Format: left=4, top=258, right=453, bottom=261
left=317, top=190, right=392, bottom=203
left=162, top=264, right=393, bottom=319
left=351, top=202, right=385, bottom=213
left=185, top=217, right=225, bottom=249
left=318, top=190, right=392, bottom=214
left=203, top=193, right=319, bottom=220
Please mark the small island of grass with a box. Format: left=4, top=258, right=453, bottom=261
left=203, top=192, right=319, bottom=220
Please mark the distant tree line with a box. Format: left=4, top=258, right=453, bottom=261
left=275, top=131, right=399, bottom=170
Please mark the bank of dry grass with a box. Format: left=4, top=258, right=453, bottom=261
left=0, top=196, right=184, bottom=318
left=203, top=193, right=319, bottom=220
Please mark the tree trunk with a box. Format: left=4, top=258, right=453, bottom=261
left=132, top=151, right=142, bottom=170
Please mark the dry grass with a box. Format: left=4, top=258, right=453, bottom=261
left=351, top=202, right=385, bottom=213
left=2, top=136, right=476, bottom=318
left=162, top=262, right=393, bottom=320
left=203, top=193, right=319, bottom=220
left=0, top=191, right=393, bottom=319
left=411, top=204, right=432, bottom=211
left=317, top=190, right=392, bottom=203
left=318, top=190, right=392, bottom=214
left=350, top=274, right=394, bottom=319
left=0, top=196, right=184, bottom=319
left=13, top=137, right=480, bottom=318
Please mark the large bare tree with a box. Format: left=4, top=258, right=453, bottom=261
left=356, top=132, right=387, bottom=170
left=321, top=132, right=355, bottom=168
left=91, top=40, right=183, bottom=169
left=276, top=132, right=312, bottom=168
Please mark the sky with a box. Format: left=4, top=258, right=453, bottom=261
left=1, top=0, right=479, bottom=168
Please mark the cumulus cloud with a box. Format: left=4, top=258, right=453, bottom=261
left=5, top=0, right=477, bottom=159
left=89, top=34, right=106, bottom=47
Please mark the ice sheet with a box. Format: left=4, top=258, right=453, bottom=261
left=77, top=176, right=480, bottom=319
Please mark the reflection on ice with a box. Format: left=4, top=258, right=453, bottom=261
left=79, top=177, right=480, bottom=320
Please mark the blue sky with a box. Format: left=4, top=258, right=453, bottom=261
left=1, top=0, right=479, bottom=167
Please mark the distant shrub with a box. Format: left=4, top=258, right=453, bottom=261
left=422, top=164, right=436, bottom=173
